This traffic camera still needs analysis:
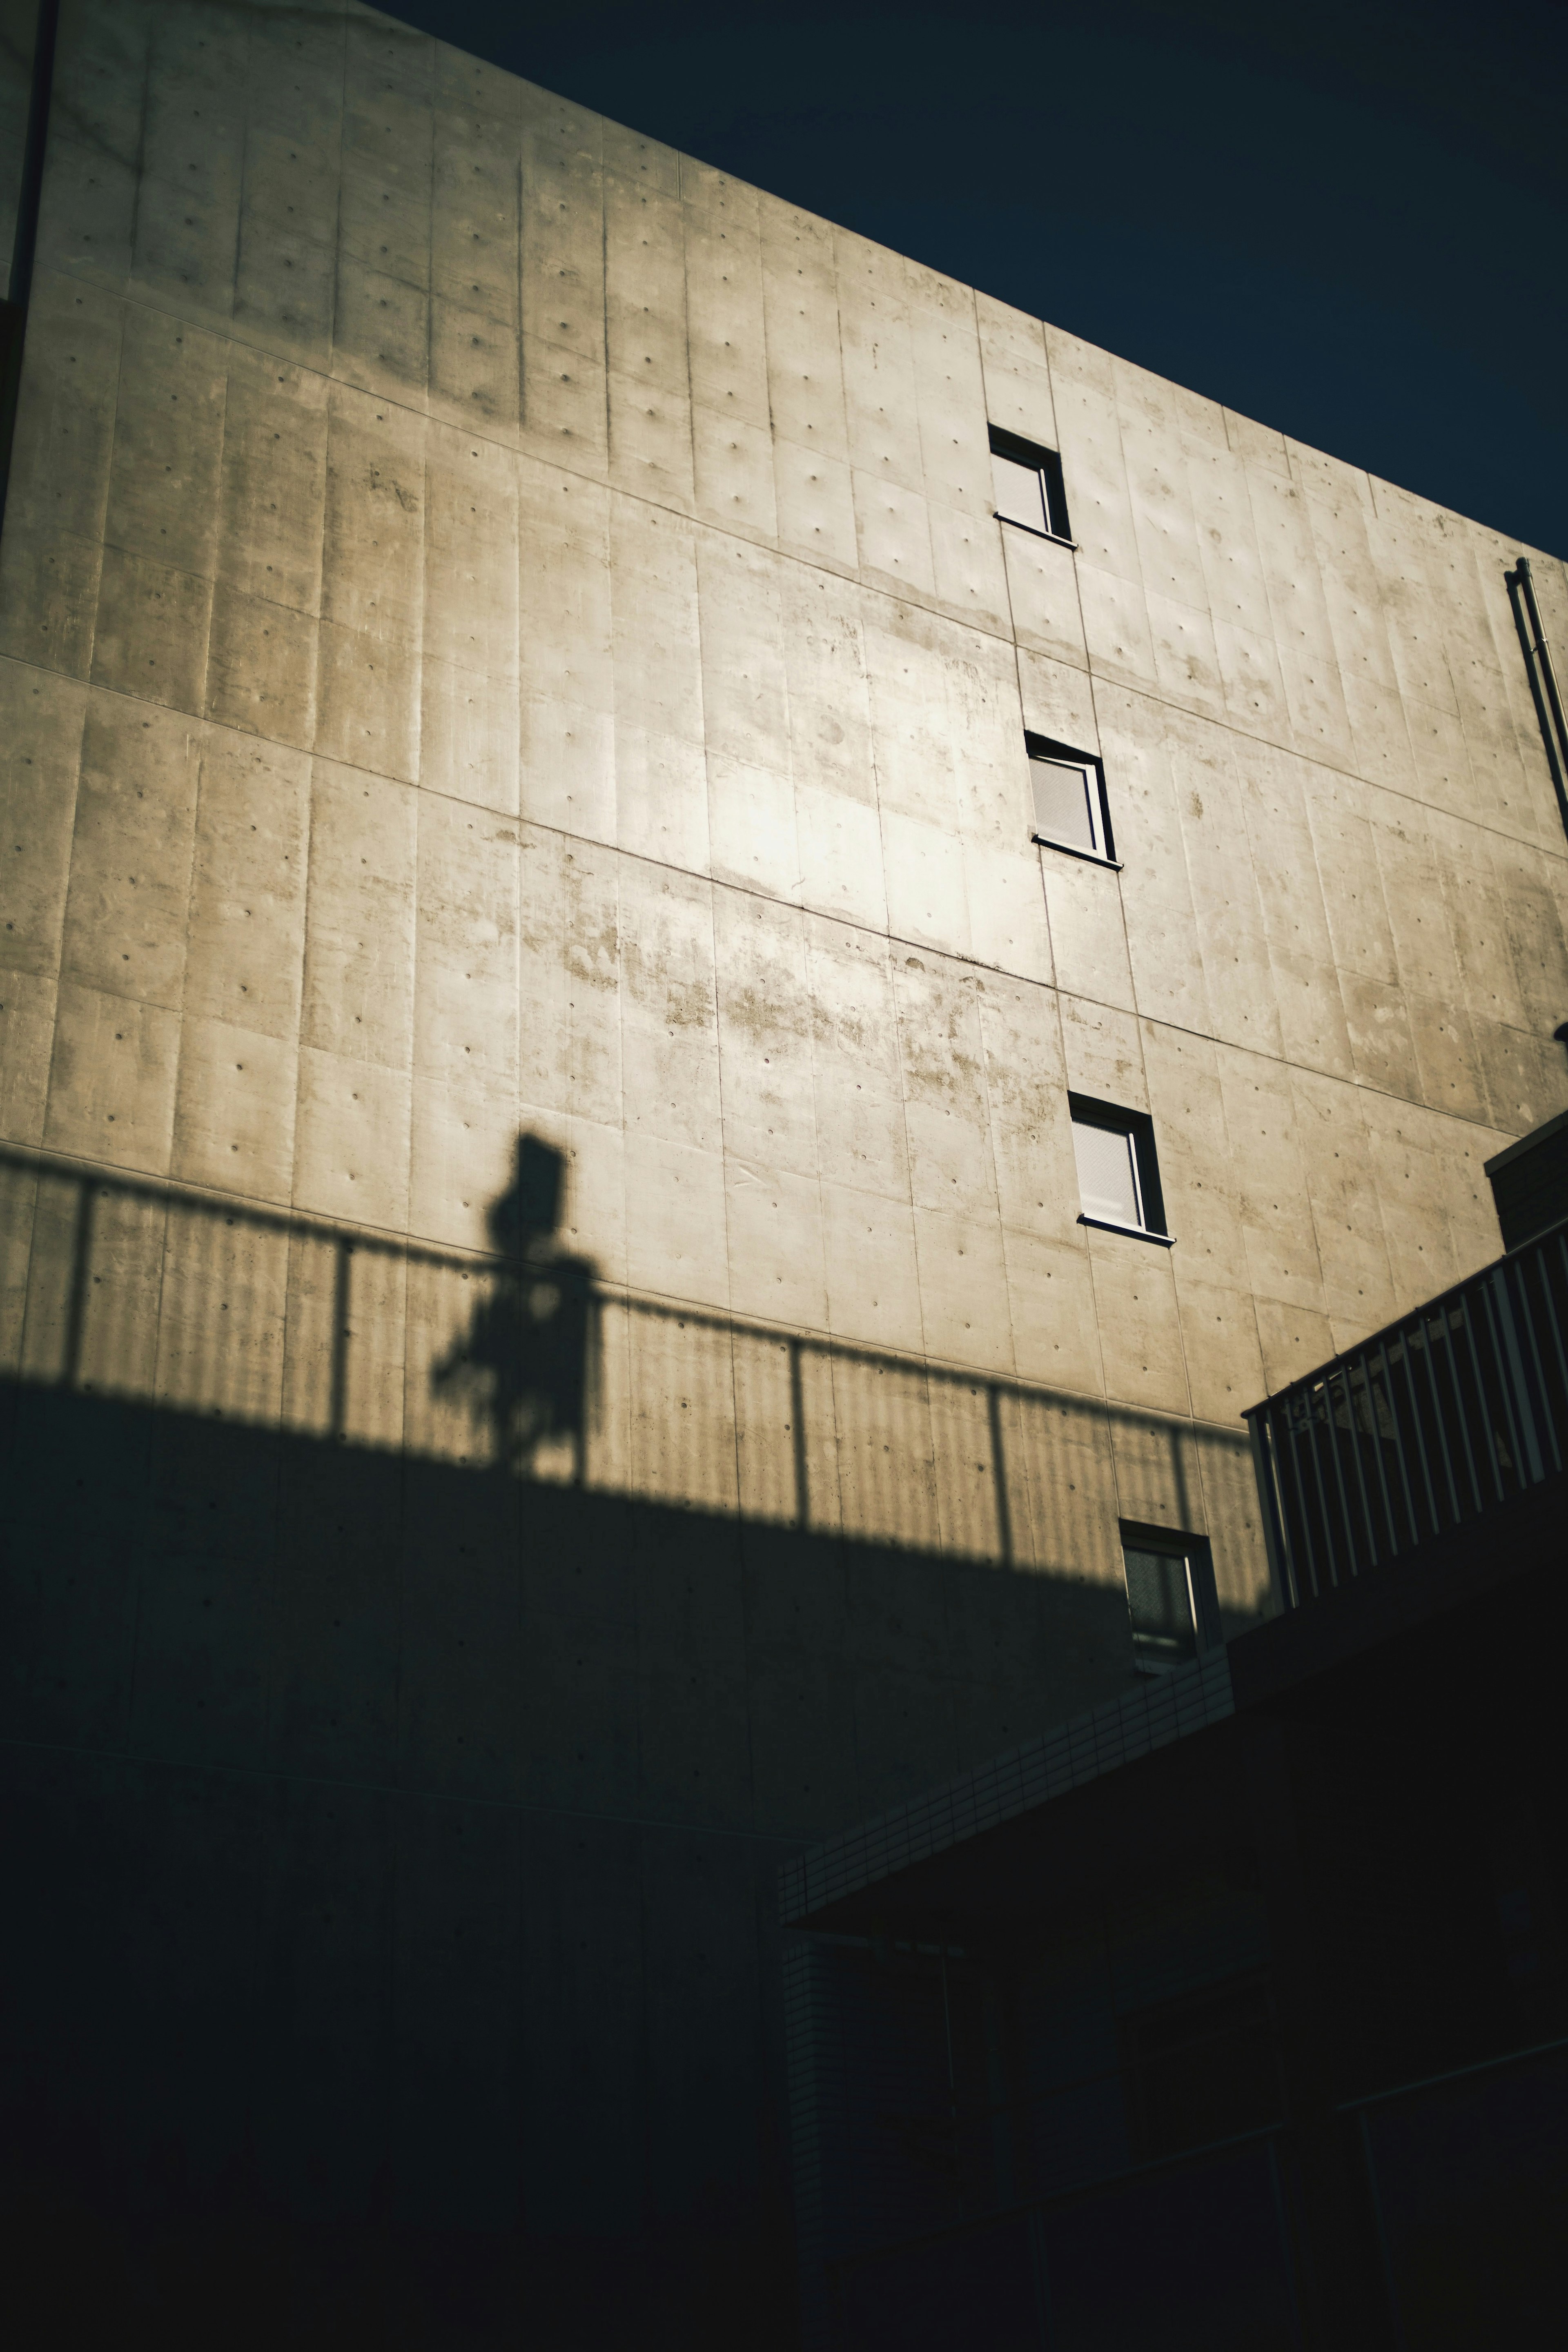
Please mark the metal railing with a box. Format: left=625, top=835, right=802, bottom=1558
left=1245, top=1222, right=1568, bottom=1609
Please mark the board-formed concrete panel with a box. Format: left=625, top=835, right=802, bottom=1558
left=4, top=1, right=1568, bottom=2339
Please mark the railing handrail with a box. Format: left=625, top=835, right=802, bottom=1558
left=1244, top=1215, right=1568, bottom=1608
left=1241, top=1213, right=1568, bottom=1428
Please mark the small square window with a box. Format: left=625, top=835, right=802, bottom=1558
left=1027, top=733, right=1116, bottom=865
left=1120, top=1525, right=1221, bottom=1671
left=1068, top=1093, right=1170, bottom=1242
left=989, top=425, right=1071, bottom=541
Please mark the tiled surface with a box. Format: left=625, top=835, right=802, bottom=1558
left=779, top=1648, right=1235, bottom=1924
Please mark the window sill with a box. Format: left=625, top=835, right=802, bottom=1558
left=995, top=513, right=1078, bottom=550
left=1034, top=832, right=1122, bottom=870
left=1078, top=1214, right=1175, bottom=1247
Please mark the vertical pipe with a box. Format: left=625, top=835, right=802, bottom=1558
left=1513, top=558, right=1568, bottom=799
left=0, top=1, right=61, bottom=536
left=4, top=0, right=58, bottom=310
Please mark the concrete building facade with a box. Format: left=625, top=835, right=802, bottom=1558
left=2, top=2, right=1567, bottom=2341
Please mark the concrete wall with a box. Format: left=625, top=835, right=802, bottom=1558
left=3, top=1, right=1568, bottom=2340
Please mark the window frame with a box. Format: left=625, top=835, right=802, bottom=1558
left=1118, top=1521, right=1223, bottom=1673
left=988, top=424, right=1073, bottom=545
left=1025, top=731, right=1120, bottom=868
left=1068, top=1092, right=1172, bottom=1245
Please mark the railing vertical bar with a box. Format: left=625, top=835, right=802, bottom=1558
left=1241, top=1221, right=1568, bottom=1610
left=1356, top=1345, right=1398, bottom=1563
left=1488, top=1262, right=1547, bottom=1487
left=1485, top=1274, right=1530, bottom=1495
left=1300, top=1378, right=1343, bottom=1592
left=1279, top=1394, right=1325, bottom=1606
left=1341, top=1352, right=1382, bottom=1572
left=1505, top=1251, right=1559, bottom=1478
left=1528, top=1236, right=1568, bottom=1441
left=1276, top=1394, right=1323, bottom=1605
left=1374, top=1335, right=1421, bottom=1555
left=1280, top=1397, right=1326, bottom=1605
left=1555, top=1231, right=1568, bottom=1412
left=1474, top=1273, right=1529, bottom=1498
left=1414, top=1308, right=1463, bottom=1531
left=1248, top=1406, right=1297, bottom=1611
left=1454, top=1289, right=1508, bottom=1504
left=1322, top=1364, right=1368, bottom=1579
left=1436, top=1298, right=1486, bottom=1515
left=1554, top=1231, right=1568, bottom=1381
left=1390, top=1324, right=1441, bottom=1544
left=59, top=1179, right=96, bottom=1390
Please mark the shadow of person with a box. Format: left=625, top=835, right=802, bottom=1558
left=432, top=1134, right=596, bottom=1479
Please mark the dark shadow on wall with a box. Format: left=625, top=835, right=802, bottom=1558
left=0, top=1371, right=1143, bottom=2351
left=0, top=1381, right=777, bottom=2350
left=0, top=1136, right=1255, bottom=1602
left=0, top=1134, right=1247, bottom=2348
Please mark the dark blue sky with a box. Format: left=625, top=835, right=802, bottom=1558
left=387, top=0, right=1568, bottom=555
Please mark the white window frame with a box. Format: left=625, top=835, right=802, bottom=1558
left=1026, top=733, right=1119, bottom=868
left=988, top=424, right=1073, bottom=545
left=1067, top=1092, right=1172, bottom=1246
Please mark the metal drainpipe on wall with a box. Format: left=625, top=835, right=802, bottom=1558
left=1508, top=556, right=1568, bottom=836
left=0, top=0, right=62, bottom=538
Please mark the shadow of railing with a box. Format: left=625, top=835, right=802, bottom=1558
left=0, top=1140, right=1256, bottom=1587
left=0, top=1136, right=1263, bottom=2350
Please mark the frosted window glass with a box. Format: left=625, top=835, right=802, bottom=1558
left=1031, top=757, right=1098, bottom=853
left=992, top=450, right=1048, bottom=532
left=1072, top=1118, right=1141, bottom=1227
